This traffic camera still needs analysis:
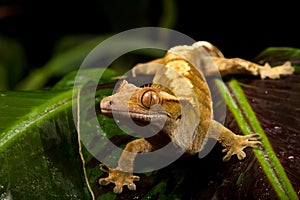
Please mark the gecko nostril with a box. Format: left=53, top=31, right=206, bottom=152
left=109, top=100, right=113, bottom=106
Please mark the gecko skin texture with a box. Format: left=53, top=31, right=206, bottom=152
left=98, top=41, right=294, bottom=194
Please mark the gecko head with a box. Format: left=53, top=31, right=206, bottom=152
left=100, top=80, right=182, bottom=129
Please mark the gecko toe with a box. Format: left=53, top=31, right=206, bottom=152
left=222, top=153, right=232, bottom=162
left=237, top=150, right=246, bottom=160
left=127, top=183, right=136, bottom=191
left=244, top=133, right=260, bottom=140
left=113, top=185, right=123, bottom=194
left=99, top=178, right=110, bottom=186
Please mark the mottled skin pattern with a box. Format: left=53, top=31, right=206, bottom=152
left=98, top=41, right=294, bottom=194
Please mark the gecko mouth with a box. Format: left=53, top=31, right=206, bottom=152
left=101, top=108, right=173, bottom=138
left=100, top=108, right=169, bottom=124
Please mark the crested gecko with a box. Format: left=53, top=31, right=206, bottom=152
left=98, top=41, right=294, bottom=194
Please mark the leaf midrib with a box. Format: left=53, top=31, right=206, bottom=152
left=0, top=90, right=74, bottom=152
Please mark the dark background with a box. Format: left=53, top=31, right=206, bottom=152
left=0, top=0, right=299, bottom=77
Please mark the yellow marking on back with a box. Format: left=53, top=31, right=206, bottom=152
left=165, top=60, right=193, bottom=88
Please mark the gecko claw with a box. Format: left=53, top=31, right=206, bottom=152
left=99, top=164, right=140, bottom=194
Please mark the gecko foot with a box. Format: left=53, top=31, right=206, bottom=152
left=99, top=164, right=140, bottom=194
left=222, top=133, right=262, bottom=162
left=260, top=61, right=294, bottom=79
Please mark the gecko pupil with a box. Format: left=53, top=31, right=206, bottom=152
left=141, top=90, right=160, bottom=108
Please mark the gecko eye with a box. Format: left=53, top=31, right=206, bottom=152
left=141, top=90, right=160, bottom=108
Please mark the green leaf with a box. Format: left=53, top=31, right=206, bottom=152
left=0, top=67, right=118, bottom=199
left=0, top=90, right=91, bottom=199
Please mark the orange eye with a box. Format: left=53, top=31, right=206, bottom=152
left=141, top=90, right=160, bottom=108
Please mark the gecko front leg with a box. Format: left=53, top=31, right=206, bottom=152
left=209, top=120, right=262, bottom=162
left=99, top=138, right=153, bottom=193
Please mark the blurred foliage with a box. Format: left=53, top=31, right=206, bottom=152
left=0, top=0, right=176, bottom=91
left=15, top=35, right=110, bottom=90
left=0, top=35, right=26, bottom=90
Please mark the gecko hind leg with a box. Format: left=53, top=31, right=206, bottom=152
left=210, top=57, right=294, bottom=79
